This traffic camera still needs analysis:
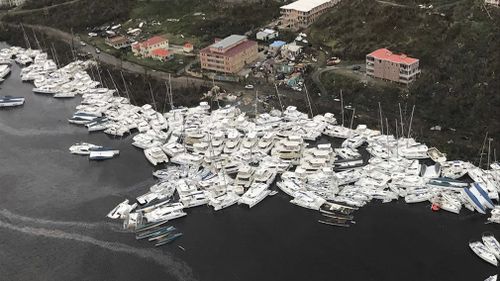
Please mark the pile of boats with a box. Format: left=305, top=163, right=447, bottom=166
left=69, top=142, right=119, bottom=160
left=6, top=45, right=500, bottom=242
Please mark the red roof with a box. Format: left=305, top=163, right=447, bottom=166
left=184, top=42, right=193, bottom=47
left=151, top=49, right=170, bottom=57
left=143, top=36, right=167, bottom=47
left=200, top=40, right=256, bottom=58
left=368, top=48, right=418, bottom=64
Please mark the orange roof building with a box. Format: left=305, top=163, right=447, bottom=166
left=151, top=48, right=173, bottom=61
left=366, top=48, right=420, bottom=84
left=105, top=35, right=130, bottom=49
left=183, top=42, right=194, bottom=53
left=132, top=35, right=169, bottom=57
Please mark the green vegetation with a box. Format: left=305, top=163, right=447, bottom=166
left=128, top=0, right=282, bottom=46
left=3, top=0, right=133, bottom=31
left=21, top=0, right=69, bottom=9
left=309, top=0, right=500, bottom=160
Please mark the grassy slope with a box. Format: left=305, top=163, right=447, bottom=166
left=129, top=0, right=282, bottom=46
left=309, top=0, right=500, bottom=160
left=3, top=0, right=133, bottom=31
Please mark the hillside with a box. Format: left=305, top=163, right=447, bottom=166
left=2, top=0, right=133, bottom=31
left=309, top=0, right=500, bottom=160
left=3, top=0, right=282, bottom=46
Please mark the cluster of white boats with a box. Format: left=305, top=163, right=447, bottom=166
left=469, top=233, right=500, bottom=281
left=0, top=49, right=26, bottom=108
left=6, top=45, right=500, bottom=260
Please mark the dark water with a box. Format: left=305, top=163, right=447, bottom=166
left=0, top=45, right=499, bottom=281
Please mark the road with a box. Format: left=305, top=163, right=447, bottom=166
left=4, top=22, right=231, bottom=90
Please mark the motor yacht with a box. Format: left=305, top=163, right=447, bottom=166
left=144, top=147, right=169, bottom=166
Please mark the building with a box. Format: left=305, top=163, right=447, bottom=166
left=485, top=0, right=499, bottom=6
left=183, top=42, right=194, bottom=53
left=199, top=35, right=258, bottom=74
left=132, top=35, right=169, bottom=57
left=280, top=0, right=339, bottom=30
left=151, top=49, right=173, bottom=61
left=366, top=48, right=420, bottom=84
left=0, top=0, right=25, bottom=7
left=281, top=43, right=303, bottom=60
left=105, top=36, right=131, bottom=50
left=269, top=40, right=286, bottom=55
left=256, top=29, right=279, bottom=41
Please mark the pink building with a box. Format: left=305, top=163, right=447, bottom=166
left=199, top=35, right=258, bottom=74
left=366, top=48, right=420, bottom=84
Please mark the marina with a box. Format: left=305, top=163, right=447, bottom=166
left=0, top=43, right=499, bottom=281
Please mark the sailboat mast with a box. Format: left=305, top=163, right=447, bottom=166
left=378, top=102, right=383, bottom=135
left=407, top=105, right=415, bottom=138
left=148, top=82, right=157, bottom=111
left=340, top=90, right=344, bottom=127
left=274, top=83, right=284, bottom=112
left=349, top=108, right=355, bottom=129
left=398, top=103, right=404, bottom=137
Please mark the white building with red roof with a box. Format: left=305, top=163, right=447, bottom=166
left=131, top=35, right=169, bottom=58
left=366, top=48, right=420, bottom=84
left=151, top=49, right=173, bottom=61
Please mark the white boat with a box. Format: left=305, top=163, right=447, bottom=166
left=88, top=147, right=119, bottom=160
left=144, top=147, right=169, bottom=166
left=0, top=64, right=10, bottom=79
left=0, top=96, right=25, bottom=107
left=290, top=190, right=326, bottom=210
left=54, top=92, right=77, bottom=98
left=107, top=199, right=137, bottom=219
left=69, top=142, right=101, bottom=155
left=208, top=192, right=240, bottom=211
left=235, top=166, right=255, bottom=188
left=482, top=232, right=500, bottom=260
left=239, top=183, right=271, bottom=208
left=469, top=240, right=498, bottom=266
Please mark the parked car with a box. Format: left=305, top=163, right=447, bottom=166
left=244, top=84, right=254, bottom=89
left=80, top=41, right=87, bottom=46
left=95, top=48, right=101, bottom=54
left=352, top=65, right=361, bottom=71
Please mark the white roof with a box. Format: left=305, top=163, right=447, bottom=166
left=280, top=0, right=332, bottom=12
